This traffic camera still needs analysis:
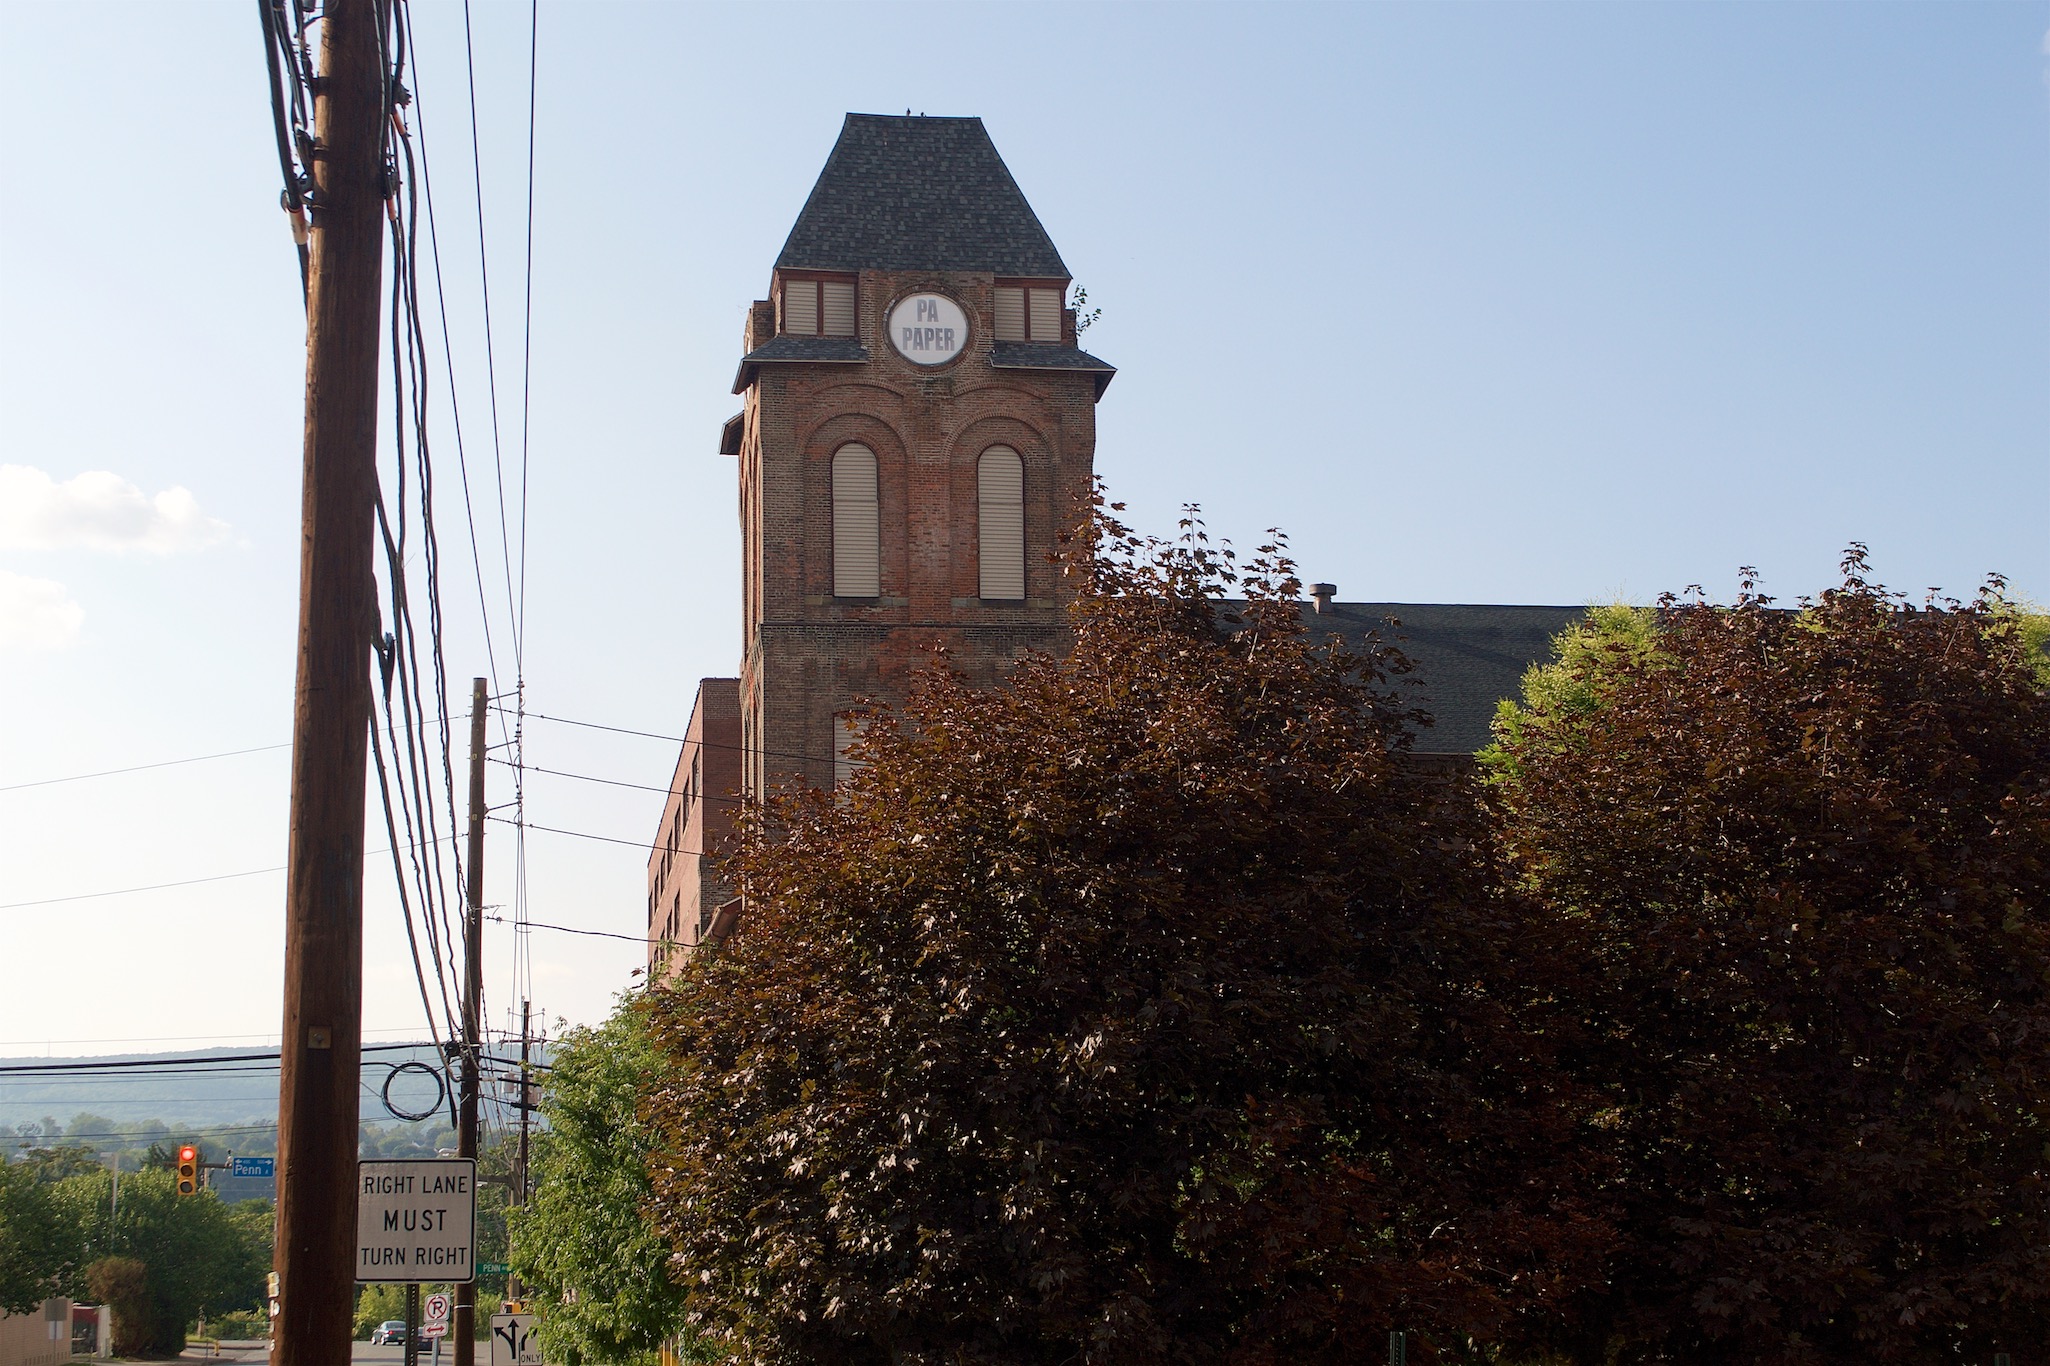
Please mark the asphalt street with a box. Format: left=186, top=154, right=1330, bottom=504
left=184, top=1342, right=459, bottom=1366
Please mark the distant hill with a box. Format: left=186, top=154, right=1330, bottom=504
left=0, top=1042, right=546, bottom=1177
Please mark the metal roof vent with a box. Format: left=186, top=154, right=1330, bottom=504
left=1309, top=583, right=1336, bottom=614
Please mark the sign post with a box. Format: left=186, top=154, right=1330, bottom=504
left=355, top=1159, right=477, bottom=1284
left=488, top=1314, right=541, bottom=1366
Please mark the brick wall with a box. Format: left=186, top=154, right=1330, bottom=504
left=644, top=679, right=743, bottom=977
left=740, top=268, right=1099, bottom=797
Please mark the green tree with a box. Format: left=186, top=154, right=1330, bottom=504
left=0, top=1159, right=79, bottom=1313
left=14, top=1143, right=107, bottom=1185
left=1485, top=552, right=2050, bottom=1363
left=510, top=998, right=691, bottom=1366
left=643, top=509, right=1600, bottom=1365
left=86, top=1257, right=151, bottom=1357
left=53, top=1169, right=264, bottom=1353
left=354, top=1284, right=407, bottom=1340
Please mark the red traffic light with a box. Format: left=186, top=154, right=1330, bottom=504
left=175, top=1145, right=200, bottom=1196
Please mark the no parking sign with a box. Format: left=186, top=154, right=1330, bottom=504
left=421, top=1294, right=450, bottom=1340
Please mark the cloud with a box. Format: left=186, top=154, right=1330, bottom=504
left=0, top=465, right=231, bottom=554
left=0, top=571, right=84, bottom=651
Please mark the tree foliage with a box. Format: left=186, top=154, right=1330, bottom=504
left=1485, top=551, right=2050, bottom=1363
left=0, top=1160, right=78, bottom=1314
left=643, top=509, right=1600, bottom=1365
left=511, top=998, right=693, bottom=1366
left=86, top=1257, right=152, bottom=1357
left=51, top=1169, right=265, bottom=1354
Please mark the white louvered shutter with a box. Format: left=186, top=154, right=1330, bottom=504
left=834, top=717, right=869, bottom=790
left=783, top=279, right=818, bottom=335
left=993, top=286, right=1026, bottom=342
left=1028, top=288, right=1062, bottom=342
left=832, top=445, right=879, bottom=598
left=821, top=279, right=856, bottom=337
left=978, top=446, right=1025, bottom=601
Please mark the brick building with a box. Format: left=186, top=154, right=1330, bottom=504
left=646, top=114, right=1582, bottom=974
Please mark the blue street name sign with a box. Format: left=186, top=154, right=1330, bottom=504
left=229, top=1157, right=276, bottom=1179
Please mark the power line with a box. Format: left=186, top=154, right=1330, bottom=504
left=486, top=913, right=645, bottom=945
left=0, top=1029, right=430, bottom=1048
left=13, top=1122, right=285, bottom=1144
left=458, top=0, right=521, bottom=670
left=510, top=706, right=847, bottom=768
left=487, top=815, right=677, bottom=855
left=488, top=756, right=750, bottom=808
left=0, top=841, right=443, bottom=912
left=0, top=866, right=285, bottom=911
left=0, top=743, right=291, bottom=793
left=0, top=1044, right=435, bottom=1076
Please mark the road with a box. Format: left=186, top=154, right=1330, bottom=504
left=186, top=1342, right=465, bottom=1366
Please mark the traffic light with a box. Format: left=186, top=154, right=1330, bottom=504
left=175, top=1144, right=200, bottom=1196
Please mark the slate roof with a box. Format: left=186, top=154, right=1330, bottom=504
left=731, top=336, right=869, bottom=394
left=1277, top=602, right=1588, bottom=754
left=989, top=344, right=1117, bottom=397
left=776, top=115, right=1069, bottom=276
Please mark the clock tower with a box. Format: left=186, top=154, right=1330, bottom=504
left=647, top=114, right=1114, bottom=967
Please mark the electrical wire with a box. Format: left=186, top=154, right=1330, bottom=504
left=487, top=816, right=685, bottom=854
left=0, top=866, right=285, bottom=911
left=508, top=706, right=849, bottom=768
left=0, top=1044, right=438, bottom=1076
left=487, top=756, right=750, bottom=806
left=485, top=913, right=646, bottom=944
left=0, top=743, right=291, bottom=793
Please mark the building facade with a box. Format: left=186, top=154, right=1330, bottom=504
left=646, top=114, right=1115, bottom=974
left=645, top=113, right=1586, bottom=974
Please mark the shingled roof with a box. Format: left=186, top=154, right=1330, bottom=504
left=1277, top=602, right=1588, bottom=754
left=776, top=114, right=1069, bottom=276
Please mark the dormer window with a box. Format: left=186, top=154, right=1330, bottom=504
left=993, top=281, right=1064, bottom=343
left=781, top=274, right=857, bottom=337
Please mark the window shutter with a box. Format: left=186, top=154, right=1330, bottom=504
left=832, top=444, right=879, bottom=598
left=978, top=446, right=1025, bottom=601
left=821, top=279, right=856, bottom=336
left=993, top=286, right=1026, bottom=342
left=784, top=279, right=817, bottom=335
left=834, top=717, right=869, bottom=790
left=1028, top=288, right=1062, bottom=343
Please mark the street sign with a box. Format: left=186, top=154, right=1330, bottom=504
left=355, top=1159, right=476, bottom=1283
left=476, top=1263, right=510, bottom=1277
left=490, top=1314, right=542, bottom=1366
left=420, top=1293, right=451, bottom=1340
left=229, top=1156, right=275, bottom=1179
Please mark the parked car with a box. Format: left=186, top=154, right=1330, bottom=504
left=370, top=1321, right=408, bottom=1346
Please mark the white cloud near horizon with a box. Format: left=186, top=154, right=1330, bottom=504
left=0, top=571, right=84, bottom=651
left=0, top=465, right=231, bottom=554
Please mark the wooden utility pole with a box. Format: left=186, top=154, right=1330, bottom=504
left=509, top=998, right=531, bottom=1302
left=455, top=677, right=487, bottom=1366
left=272, top=4, right=388, bottom=1366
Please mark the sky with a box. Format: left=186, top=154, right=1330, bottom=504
left=2, top=1, right=2046, bottom=1063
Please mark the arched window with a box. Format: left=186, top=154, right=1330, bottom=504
left=832, top=444, right=879, bottom=598
left=977, top=446, right=1025, bottom=601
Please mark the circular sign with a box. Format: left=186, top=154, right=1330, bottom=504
left=424, top=1294, right=451, bottom=1325
left=886, top=293, right=969, bottom=366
